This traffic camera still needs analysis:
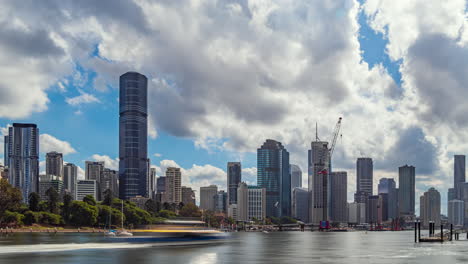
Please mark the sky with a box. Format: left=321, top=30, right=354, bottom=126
left=0, top=0, right=467, bottom=214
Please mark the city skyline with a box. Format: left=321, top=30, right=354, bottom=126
left=0, top=1, right=467, bottom=215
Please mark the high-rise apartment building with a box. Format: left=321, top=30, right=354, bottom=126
left=257, top=139, right=290, bottom=218
left=100, top=168, right=119, bottom=199
left=237, top=182, right=266, bottom=221
left=398, top=165, right=415, bottom=216
left=200, top=185, right=218, bottom=211
left=237, top=182, right=248, bottom=221
left=329, top=171, right=347, bottom=223
left=63, top=163, right=78, bottom=198
left=4, top=123, right=39, bottom=201
left=348, top=202, right=366, bottom=224
left=38, top=174, right=64, bottom=201
left=420, top=187, right=441, bottom=228
left=215, top=190, right=227, bottom=213
left=156, top=176, right=166, bottom=203
left=46, top=151, right=63, bottom=178
left=308, top=140, right=330, bottom=224
left=85, top=161, right=104, bottom=181
left=119, top=72, right=149, bottom=200
left=227, top=162, right=241, bottom=206
left=148, top=167, right=157, bottom=199
left=165, top=167, right=182, bottom=204
left=181, top=186, right=196, bottom=205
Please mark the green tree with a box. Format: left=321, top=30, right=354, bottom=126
left=28, top=192, right=41, bottom=212
left=158, top=209, right=177, bottom=219
left=39, top=212, right=63, bottom=225
left=0, top=179, right=22, bottom=214
left=23, top=211, right=40, bottom=225
left=124, top=204, right=153, bottom=226
left=179, top=203, right=202, bottom=217
left=97, top=205, right=124, bottom=228
left=102, top=189, right=113, bottom=206
left=83, top=195, right=97, bottom=206
left=280, top=216, right=297, bottom=225
left=38, top=201, right=49, bottom=212
left=45, top=187, right=60, bottom=214
left=144, top=199, right=160, bottom=215
left=62, top=193, right=73, bottom=223
left=1, top=211, right=24, bottom=226
left=69, top=201, right=98, bottom=226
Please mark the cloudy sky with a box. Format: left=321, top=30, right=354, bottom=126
left=0, top=0, right=467, bottom=213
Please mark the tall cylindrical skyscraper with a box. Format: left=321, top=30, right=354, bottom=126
left=119, top=72, right=149, bottom=200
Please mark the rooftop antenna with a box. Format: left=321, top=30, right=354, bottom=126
left=315, top=122, right=320, bottom=142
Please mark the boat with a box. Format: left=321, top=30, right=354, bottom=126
left=104, top=206, right=116, bottom=236
left=117, top=200, right=133, bottom=237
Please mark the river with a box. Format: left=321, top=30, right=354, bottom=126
left=0, top=231, right=467, bottom=263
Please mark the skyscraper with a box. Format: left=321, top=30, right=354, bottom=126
left=85, top=161, right=104, bottom=181
left=227, top=162, right=241, bottom=206
left=46, top=151, right=63, bottom=178
left=181, top=186, right=196, bottom=205
left=119, top=71, right=149, bottom=200
left=100, top=168, right=119, bottom=199
left=4, top=123, right=39, bottom=201
left=308, top=141, right=330, bottom=224
left=378, top=178, right=398, bottom=220
left=329, top=171, right=347, bottom=223
left=200, top=185, right=218, bottom=211
left=237, top=182, right=248, bottom=221
left=454, top=155, right=466, bottom=199
left=215, top=190, right=228, bottom=213
left=290, top=164, right=302, bottom=189
left=292, top=187, right=309, bottom=223
left=398, top=165, right=416, bottom=216
left=419, top=187, right=441, bottom=228
left=448, top=199, right=464, bottom=227
left=156, top=176, right=166, bottom=203
left=148, top=167, right=157, bottom=199
left=355, top=158, right=373, bottom=203
left=165, top=167, right=182, bottom=204
left=257, top=139, right=290, bottom=218
left=63, top=163, right=78, bottom=198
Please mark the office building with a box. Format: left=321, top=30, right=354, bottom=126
left=290, top=164, right=302, bottom=189
left=181, top=186, right=196, bottom=205
left=76, top=180, right=98, bottom=201
left=63, top=163, right=78, bottom=198
left=4, top=123, right=40, bottom=201
left=420, top=187, right=441, bottom=228
left=228, top=204, right=238, bottom=221
left=100, top=168, right=119, bottom=199
left=227, top=162, right=241, bottom=206
left=398, top=165, right=415, bottom=216
left=292, top=187, right=309, bottom=223
left=308, top=140, right=330, bottom=224
left=130, top=195, right=150, bottom=210
left=156, top=176, right=166, bottom=202
left=200, top=185, right=218, bottom=211
left=85, top=161, right=104, bottom=181
left=257, top=139, right=290, bottom=218
left=237, top=182, right=248, bottom=221
left=378, top=178, right=398, bottom=220
left=348, top=202, right=366, bottom=225
left=448, top=199, right=464, bottom=227
left=38, top=174, right=63, bottom=201
left=45, top=151, right=63, bottom=178
left=355, top=158, right=373, bottom=203
left=215, top=190, right=228, bottom=213
left=165, top=167, right=182, bottom=204
left=367, top=195, right=381, bottom=224
left=330, top=171, right=347, bottom=223
left=448, top=188, right=456, bottom=201
left=119, top=72, right=149, bottom=200
left=379, top=193, right=389, bottom=221
left=454, top=155, right=466, bottom=199
left=148, top=167, right=157, bottom=199
left=247, top=186, right=266, bottom=221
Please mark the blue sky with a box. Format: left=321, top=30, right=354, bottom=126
left=0, top=0, right=467, bottom=213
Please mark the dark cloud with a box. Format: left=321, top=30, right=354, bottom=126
left=0, top=24, right=64, bottom=58
left=378, top=126, right=437, bottom=174
left=406, top=33, right=468, bottom=128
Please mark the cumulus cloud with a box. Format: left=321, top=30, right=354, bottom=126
left=66, top=92, right=100, bottom=106
left=40, top=134, right=76, bottom=155
left=91, top=154, right=119, bottom=170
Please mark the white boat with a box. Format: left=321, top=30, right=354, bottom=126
left=104, top=206, right=116, bottom=236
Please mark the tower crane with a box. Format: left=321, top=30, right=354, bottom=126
left=318, top=117, right=342, bottom=175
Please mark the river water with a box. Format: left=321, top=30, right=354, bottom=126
left=0, top=231, right=467, bottom=263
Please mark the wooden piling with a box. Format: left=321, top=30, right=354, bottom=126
left=450, top=224, right=453, bottom=241
left=415, top=222, right=418, bottom=243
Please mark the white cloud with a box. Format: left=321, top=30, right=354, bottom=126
left=40, top=134, right=76, bottom=155
left=153, top=153, right=162, bottom=157
left=66, top=91, right=100, bottom=106
left=91, top=154, right=119, bottom=170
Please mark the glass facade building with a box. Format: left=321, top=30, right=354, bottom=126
left=398, top=165, right=415, bottom=216
left=119, top=72, right=149, bottom=200
left=227, top=162, right=241, bottom=206
left=257, top=139, right=290, bottom=218
left=4, top=123, right=39, bottom=201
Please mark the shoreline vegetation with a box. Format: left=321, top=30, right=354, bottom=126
left=0, top=179, right=216, bottom=230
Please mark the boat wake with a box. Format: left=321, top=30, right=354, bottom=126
left=0, top=243, right=155, bottom=254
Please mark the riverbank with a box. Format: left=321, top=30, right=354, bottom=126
left=0, top=226, right=128, bottom=234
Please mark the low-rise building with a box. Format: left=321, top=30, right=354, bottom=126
left=76, top=180, right=98, bottom=201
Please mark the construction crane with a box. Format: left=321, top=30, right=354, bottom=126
left=318, top=117, right=342, bottom=175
